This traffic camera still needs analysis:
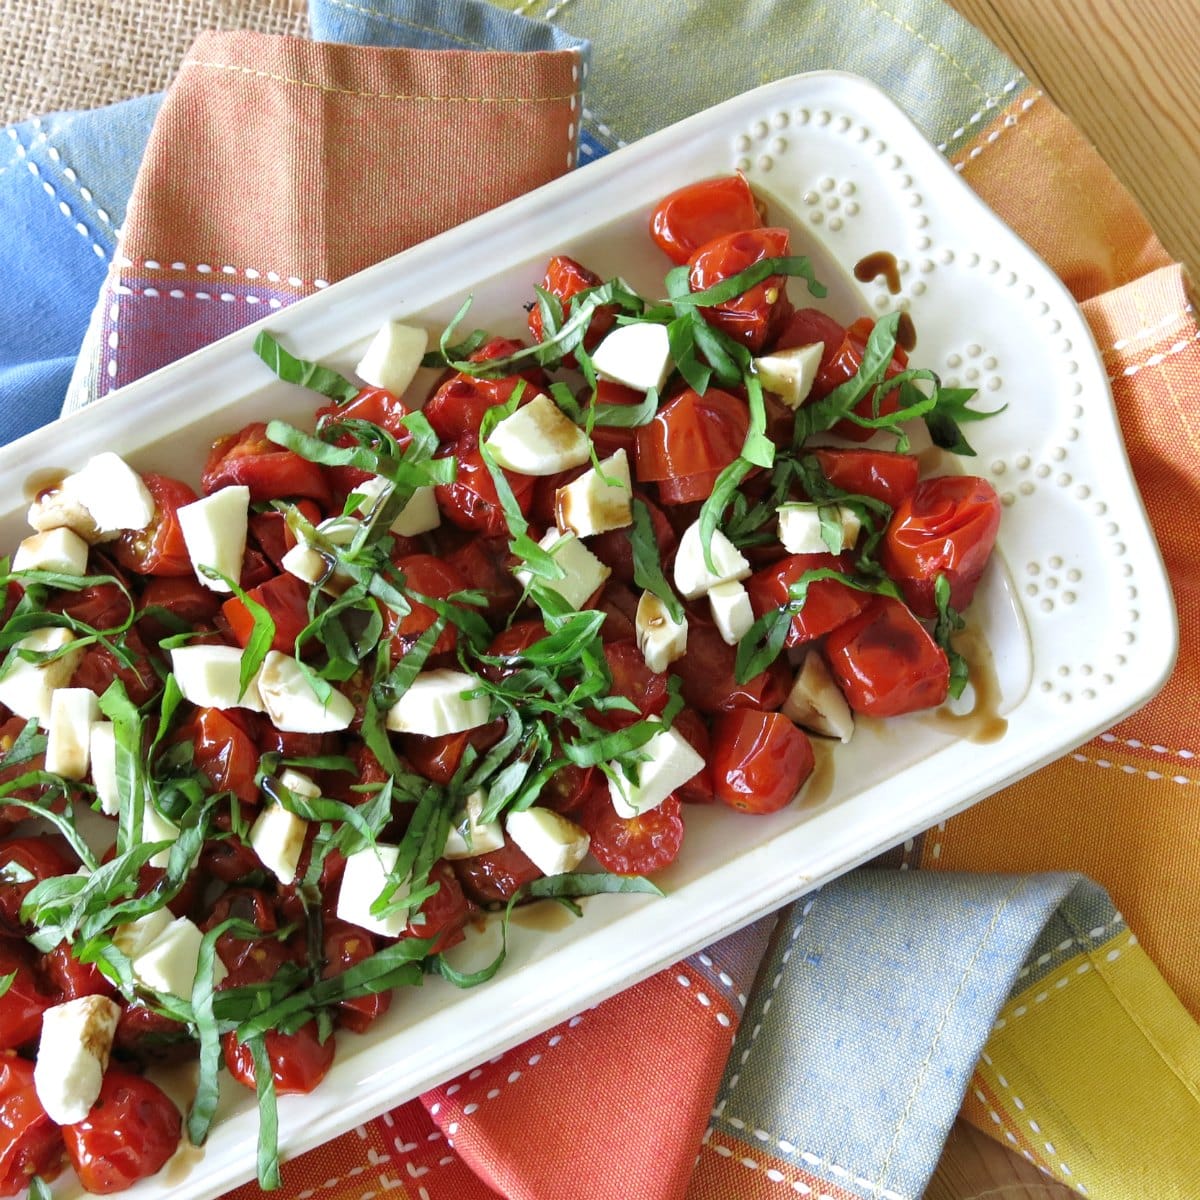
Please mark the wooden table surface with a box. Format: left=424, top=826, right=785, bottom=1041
left=923, top=10, right=1200, bottom=1197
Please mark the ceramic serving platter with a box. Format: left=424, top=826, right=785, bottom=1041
left=6, top=71, right=1174, bottom=1198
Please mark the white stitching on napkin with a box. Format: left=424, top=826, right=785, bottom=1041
left=1105, top=306, right=1193, bottom=353
left=1110, top=329, right=1200, bottom=381
left=951, top=91, right=1042, bottom=173
left=704, top=1137, right=909, bottom=1200
left=935, top=77, right=1022, bottom=152
left=1098, top=731, right=1196, bottom=759
left=1069, top=750, right=1199, bottom=785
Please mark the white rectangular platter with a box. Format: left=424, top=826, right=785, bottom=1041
left=6, top=71, right=1175, bottom=1198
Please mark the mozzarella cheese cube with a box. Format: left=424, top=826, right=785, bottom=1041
left=316, top=515, right=362, bottom=546
left=608, top=724, right=705, bottom=818
left=337, top=844, right=410, bottom=937
left=170, top=644, right=264, bottom=711
left=708, top=580, right=754, bottom=646
left=782, top=651, right=855, bottom=743
left=506, top=807, right=590, bottom=876
left=385, top=668, right=490, bottom=737
left=635, top=591, right=688, bottom=673
left=113, top=909, right=174, bottom=960
left=777, top=502, right=862, bottom=556
left=61, top=453, right=155, bottom=534
left=672, top=519, right=751, bottom=600
left=177, top=486, right=250, bottom=592
left=281, top=542, right=331, bottom=586
left=27, top=485, right=109, bottom=544
left=591, top=322, right=672, bottom=393
left=131, top=916, right=224, bottom=999
left=89, top=722, right=121, bottom=815
left=142, top=802, right=180, bottom=870
left=34, top=994, right=121, bottom=1124
left=13, top=527, right=90, bottom=576
left=0, top=627, right=83, bottom=726
left=354, top=477, right=442, bottom=537
left=45, top=687, right=100, bottom=780
left=355, top=320, right=428, bottom=396
left=278, top=768, right=320, bottom=799
left=515, top=530, right=611, bottom=611
left=443, top=790, right=505, bottom=860
left=249, top=801, right=308, bottom=884
left=258, top=650, right=355, bottom=733
left=752, top=342, right=825, bottom=409
left=484, top=394, right=591, bottom=476
left=554, top=449, right=633, bottom=538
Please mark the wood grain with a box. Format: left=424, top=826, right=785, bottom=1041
left=922, top=8, right=1199, bottom=1194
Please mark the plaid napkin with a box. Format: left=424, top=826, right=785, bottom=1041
left=3, top=0, right=1199, bottom=1197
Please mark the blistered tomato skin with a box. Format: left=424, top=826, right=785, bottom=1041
left=0, top=1051, right=65, bottom=1195
left=810, top=448, right=921, bottom=510
left=745, top=554, right=869, bottom=648
left=579, top=785, right=685, bottom=875
left=114, top=473, right=197, bottom=577
left=650, top=173, right=765, bottom=265
left=453, top=839, right=542, bottom=907
left=0, top=944, right=52, bottom=1050
left=62, top=1068, right=181, bottom=1194
left=203, top=420, right=332, bottom=506
left=527, top=255, right=615, bottom=351
left=711, top=710, right=814, bottom=813
left=812, top=317, right=909, bottom=443
left=881, top=476, right=1003, bottom=617
left=0, top=836, right=78, bottom=937
left=824, top=595, right=951, bottom=717
left=224, top=1020, right=336, bottom=1096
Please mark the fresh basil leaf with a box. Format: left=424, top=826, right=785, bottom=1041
left=198, top=567, right=275, bottom=697
left=668, top=255, right=826, bottom=309
left=697, top=456, right=754, bottom=574
left=933, top=573, right=970, bottom=699
left=629, top=499, right=684, bottom=624
left=188, top=921, right=235, bottom=1146
left=253, top=330, right=360, bottom=403
left=247, top=1035, right=282, bottom=1190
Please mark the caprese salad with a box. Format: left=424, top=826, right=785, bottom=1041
left=0, top=172, right=1001, bottom=1195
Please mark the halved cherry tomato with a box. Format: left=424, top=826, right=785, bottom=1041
left=406, top=860, right=471, bottom=954
left=224, top=1020, right=335, bottom=1095
left=635, top=387, right=749, bottom=505
left=186, top=708, right=259, bottom=806
left=314, top=388, right=412, bottom=505
left=62, top=1067, right=181, bottom=1193
left=0, top=1051, right=65, bottom=1193
left=221, top=572, right=312, bottom=656
left=669, top=619, right=790, bottom=715
left=650, top=173, right=765, bottom=265
left=881, top=475, right=1002, bottom=617
left=323, top=920, right=390, bottom=1033
left=579, top=784, right=684, bottom=875
left=527, top=255, right=616, bottom=353
left=453, top=839, right=542, bottom=907
left=435, top=434, right=537, bottom=536
left=810, top=447, right=920, bottom=509
left=812, top=317, right=909, bottom=442
left=40, top=941, right=118, bottom=1004
left=595, top=639, right=669, bottom=729
left=480, top=619, right=548, bottom=683
left=203, top=420, right=331, bottom=505
left=112, top=1002, right=192, bottom=1065
left=823, top=595, right=950, bottom=716
left=746, top=553, right=869, bottom=647
left=688, top=226, right=794, bottom=352
left=0, top=944, right=52, bottom=1050
left=114, top=473, right=197, bottom=577
left=0, top=836, right=78, bottom=937
left=711, top=709, right=813, bottom=813
left=71, top=626, right=161, bottom=707
left=385, top=554, right=467, bottom=662
left=539, top=759, right=594, bottom=815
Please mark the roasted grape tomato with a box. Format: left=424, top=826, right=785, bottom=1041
left=435, top=434, right=536, bottom=536
left=650, top=173, right=765, bottom=264
left=810, top=447, right=920, bottom=509
left=0, top=835, right=78, bottom=936
left=688, top=226, right=793, bottom=352
left=579, top=786, right=684, bottom=875
left=113, top=473, right=197, bottom=577
left=635, top=387, right=749, bottom=491
left=746, top=554, right=869, bottom=647
left=224, top=1022, right=336, bottom=1095
left=0, top=944, right=52, bottom=1050
left=202, top=420, right=331, bottom=505
left=0, top=1051, right=65, bottom=1195
left=711, top=709, right=814, bottom=813
left=527, top=255, right=616, bottom=350
left=670, top=618, right=790, bottom=715
left=813, top=317, right=909, bottom=443
left=453, top=838, right=542, bottom=907
left=221, top=571, right=312, bottom=655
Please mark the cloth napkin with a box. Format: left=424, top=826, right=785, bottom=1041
left=3, top=1, right=1199, bottom=1198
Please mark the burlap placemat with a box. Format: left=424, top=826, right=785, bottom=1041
left=1, top=0, right=308, bottom=125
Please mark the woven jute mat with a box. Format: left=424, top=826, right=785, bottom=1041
left=1, top=0, right=308, bottom=125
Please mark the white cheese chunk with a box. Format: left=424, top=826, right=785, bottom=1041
left=249, top=801, right=308, bottom=884
left=505, top=807, right=590, bottom=876
left=0, top=627, right=83, bottom=726
left=169, top=644, right=264, bottom=712
left=385, top=668, right=490, bottom=737
left=353, top=477, right=441, bottom=537
left=177, top=486, right=250, bottom=592
left=776, top=502, right=862, bottom=556
left=591, top=322, right=672, bottom=394
left=752, top=342, right=825, bottom=409
left=27, top=485, right=110, bottom=544
left=13, top=527, right=90, bottom=576
left=554, top=449, right=633, bottom=538
left=278, top=768, right=320, bottom=799
left=113, top=909, right=174, bottom=960
left=258, top=650, right=355, bottom=733
left=336, top=844, right=410, bottom=937
left=484, top=393, right=591, bottom=477
left=281, top=542, right=331, bottom=587
left=89, top=722, right=121, bottom=815
left=443, top=790, right=505, bottom=860
left=608, top=724, right=705, bottom=818
left=672, top=519, right=751, bottom=600
left=61, top=453, right=156, bottom=534
left=355, top=320, right=428, bottom=397
left=635, top=591, right=688, bottom=673
left=34, top=994, right=121, bottom=1125
left=708, top=580, right=754, bottom=646
left=131, top=916, right=225, bottom=999
left=142, top=802, right=181, bottom=870
left=45, top=687, right=99, bottom=780
left=782, top=651, right=855, bottom=743
left=515, top=530, right=611, bottom=611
